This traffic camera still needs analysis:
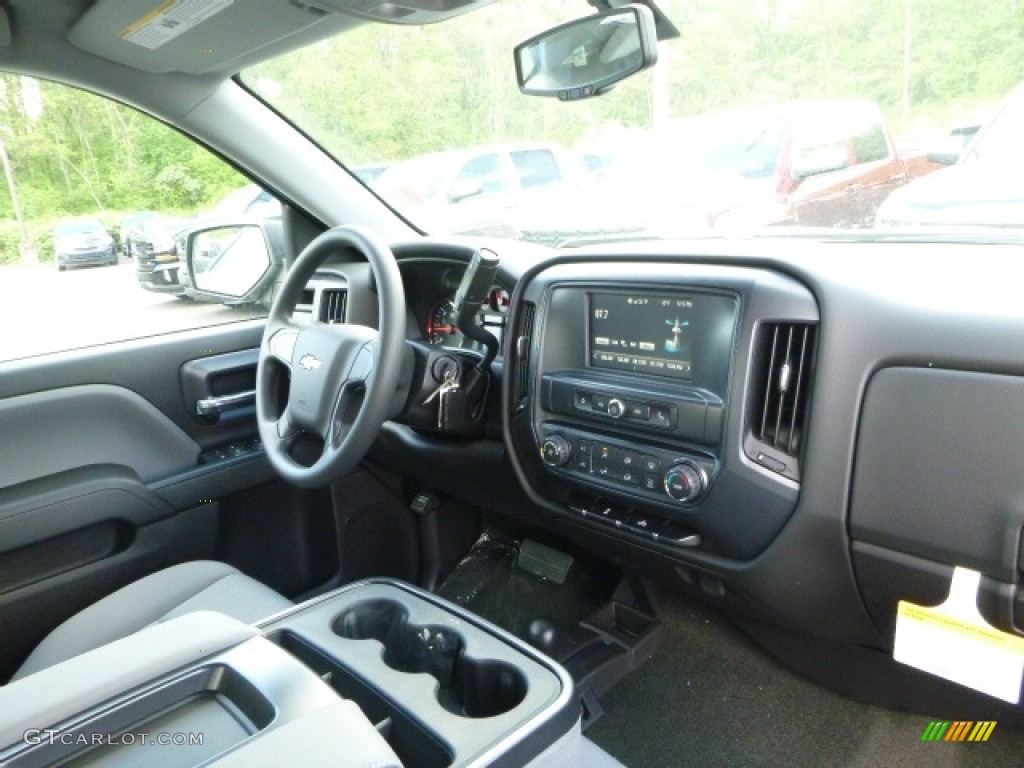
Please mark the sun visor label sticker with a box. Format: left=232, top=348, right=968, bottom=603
left=894, top=566, right=1024, bottom=703
left=120, top=0, right=234, bottom=50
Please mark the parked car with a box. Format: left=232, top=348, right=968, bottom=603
left=132, top=216, right=191, bottom=294
left=204, top=184, right=282, bottom=220
left=518, top=101, right=916, bottom=244
left=877, top=82, right=1024, bottom=228
left=118, top=210, right=160, bottom=257
left=52, top=218, right=117, bottom=271
left=373, top=143, right=580, bottom=236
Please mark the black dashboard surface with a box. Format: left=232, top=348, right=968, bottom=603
left=344, top=235, right=1024, bottom=677
left=485, top=237, right=1024, bottom=660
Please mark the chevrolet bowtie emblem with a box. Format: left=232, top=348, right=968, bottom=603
left=299, top=354, right=322, bottom=371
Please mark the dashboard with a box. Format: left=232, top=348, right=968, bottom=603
left=492, top=238, right=1024, bottom=669
left=306, top=236, right=1024, bottom=692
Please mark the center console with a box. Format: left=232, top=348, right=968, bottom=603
left=537, top=287, right=737, bottom=510
left=0, top=580, right=582, bottom=768
left=504, top=257, right=819, bottom=563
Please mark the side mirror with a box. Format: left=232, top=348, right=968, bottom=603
left=185, top=223, right=277, bottom=304
left=514, top=5, right=658, bottom=101
left=791, top=145, right=850, bottom=181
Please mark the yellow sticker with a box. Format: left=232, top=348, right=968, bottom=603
left=119, top=0, right=233, bottom=50
left=893, top=567, right=1024, bottom=703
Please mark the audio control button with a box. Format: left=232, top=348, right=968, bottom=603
left=592, top=394, right=610, bottom=413
left=650, top=405, right=675, bottom=429
left=627, top=401, right=651, bottom=421
left=607, top=398, right=626, bottom=419
left=573, top=390, right=593, bottom=410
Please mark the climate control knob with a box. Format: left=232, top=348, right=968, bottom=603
left=663, top=461, right=706, bottom=503
left=540, top=434, right=571, bottom=467
left=607, top=398, right=626, bottom=419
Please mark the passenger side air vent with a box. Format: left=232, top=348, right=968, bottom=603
left=514, top=302, right=536, bottom=410
left=747, top=322, right=816, bottom=481
left=319, top=289, right=347, bottom=324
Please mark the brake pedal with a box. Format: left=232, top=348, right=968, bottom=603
left=516, top=539, right=574, bottom=584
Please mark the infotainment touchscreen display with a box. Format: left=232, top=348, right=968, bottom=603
left=589, top=293, right=694, bottom=380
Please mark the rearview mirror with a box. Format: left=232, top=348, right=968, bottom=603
left=514, top=5, right=658, bottom=101
left=186, top=224, right=275, bottom=303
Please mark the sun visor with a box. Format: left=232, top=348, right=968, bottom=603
left=67, top=0, right=355, bottom=75
left=298, top=0, right=495, bottom=24
left=0, top=6, right=11, bottom=47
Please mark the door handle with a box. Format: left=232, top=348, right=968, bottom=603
left=196, top=390, right=256, bottom=417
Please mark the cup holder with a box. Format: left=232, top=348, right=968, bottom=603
left=333, top=599, right=527, bottom=718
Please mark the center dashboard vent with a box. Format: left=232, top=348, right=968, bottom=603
left=514, top=302, right=536, bottom=409
left=747, top=322, right=817, bottom=481
left=319, top=289, right=347, bottom=324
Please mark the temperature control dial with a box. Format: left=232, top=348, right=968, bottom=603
left=663, top=461, right=706, bottom=503
left=540, top=434, right=571, bottom=467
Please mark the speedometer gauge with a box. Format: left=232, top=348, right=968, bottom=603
left=426, top=299, right=460, bottom=346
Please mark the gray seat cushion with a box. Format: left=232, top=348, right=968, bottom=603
left=13, top=560, right=292, bottom=681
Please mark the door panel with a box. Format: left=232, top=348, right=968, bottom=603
left=0, top=385, right=199, bottom=486
left=0, top=320, right=319, bottom=680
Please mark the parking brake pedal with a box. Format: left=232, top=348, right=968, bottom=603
left=516, top=540, right=574, bottom=585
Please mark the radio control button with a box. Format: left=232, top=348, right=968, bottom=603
left=592, top=394, right=610, bottom=413
left=627, top=401, right=651, bottom=421
left=574, top=390, right=593, bottom=410
left=650, top=404, right=675, bottom=429
left=607, top=398, right=626, bottom=419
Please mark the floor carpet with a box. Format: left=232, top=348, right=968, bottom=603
left=586, top=593, right=1024, bottom=768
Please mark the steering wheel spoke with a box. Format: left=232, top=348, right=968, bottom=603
left=274, top=404, right=301, bottom=443
left=266, top=326, right=300, bottom=368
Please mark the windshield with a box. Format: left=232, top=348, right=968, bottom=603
left=243, top=0, right=1023, bottom=243
left=56, top=220, right=106, bottom=237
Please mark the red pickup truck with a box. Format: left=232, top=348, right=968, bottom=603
left=519, top=100, right=921, bottom=243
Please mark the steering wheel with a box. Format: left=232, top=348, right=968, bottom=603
left=256, top=225, right=406, bottom=489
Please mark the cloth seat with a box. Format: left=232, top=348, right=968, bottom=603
left=13, top=560, right=292, bottom=681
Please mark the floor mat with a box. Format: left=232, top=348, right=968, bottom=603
left=437, top=529, right=620, bottom=661
left=586, top=593, right=1024, bottom=768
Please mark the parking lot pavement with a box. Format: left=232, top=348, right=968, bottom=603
left=0, top=261, right=265, bottom=362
